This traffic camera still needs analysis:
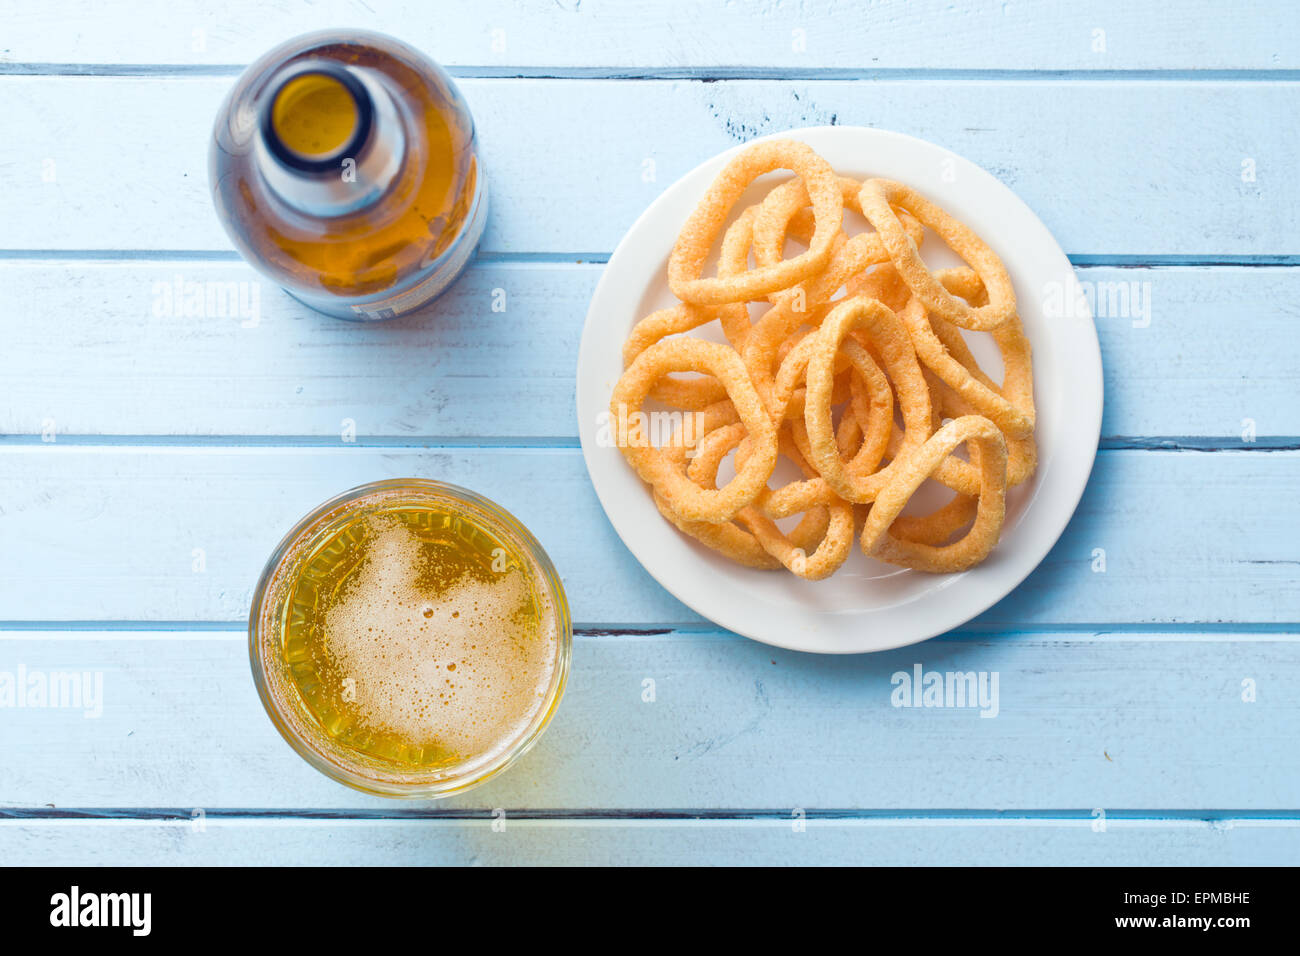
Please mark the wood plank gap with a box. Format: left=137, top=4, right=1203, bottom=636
left=5, top=64, right=1300, bottom=82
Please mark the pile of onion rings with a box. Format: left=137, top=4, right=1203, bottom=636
left=610, top=139, right=1035, bottom=578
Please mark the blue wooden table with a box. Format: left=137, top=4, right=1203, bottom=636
left=1, top=0, right=1298, bottom=865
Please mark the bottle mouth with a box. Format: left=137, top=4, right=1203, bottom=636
left=260, top=61, right=374, bottom=174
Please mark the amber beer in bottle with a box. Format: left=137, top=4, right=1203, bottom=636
left=210, top=31, right=486, bottom=320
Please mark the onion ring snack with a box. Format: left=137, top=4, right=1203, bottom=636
left=609, top=139, right=1037, bottom=580
left=668, top=140, right=842, bottom=305
left=859, top=178, right=1017, bottom=331
left=611, top=337, right=777, bottom=523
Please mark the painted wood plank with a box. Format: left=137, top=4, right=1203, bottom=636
left=2, top=817, right=1296, bottom=867
left=0, top=447, right=1295, bottom=627
left=0, top=259, right=591, bottom=442
left=1, top=260, right=1295, bottom=442
left=0, top=76, right=1294, bottom=256
left=4, top=0, right=1296, bottom=72
left=0, top=631, right=1296, bottom=811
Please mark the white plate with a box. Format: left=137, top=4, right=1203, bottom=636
left=576, top=126, right=1102, bottom=654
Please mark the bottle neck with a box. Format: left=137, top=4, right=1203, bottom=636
left=256, top=61, right=405, bottom=218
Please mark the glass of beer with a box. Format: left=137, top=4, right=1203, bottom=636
left=249, top=479, right=570, bottom=797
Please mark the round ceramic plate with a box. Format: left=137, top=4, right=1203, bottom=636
left=576, top=126, right=1102, bottom=654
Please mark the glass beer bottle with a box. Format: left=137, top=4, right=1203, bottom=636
left=209, top=30, right=486, bottom=320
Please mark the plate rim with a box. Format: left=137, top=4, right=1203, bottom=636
left=576, top=124, right=1103, bottom=655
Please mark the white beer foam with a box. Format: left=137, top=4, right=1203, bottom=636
left=323, top=517, right=557, bottom=762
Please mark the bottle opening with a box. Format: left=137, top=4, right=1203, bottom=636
left=262, top=63, right=373, bottom=173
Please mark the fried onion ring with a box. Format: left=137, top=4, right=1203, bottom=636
left=859, top=178, right=1017, bottom=331
left=611, top=338, right=777, bottom=523
left=860, top=415, right=1009, bottom=572
left=668, top=140, right=842, bottom=305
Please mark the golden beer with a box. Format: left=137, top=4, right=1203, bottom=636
left=250, top=480, right=569, bottom=796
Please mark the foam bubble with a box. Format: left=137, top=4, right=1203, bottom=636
left=322, top=517, right=556, bottom=762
